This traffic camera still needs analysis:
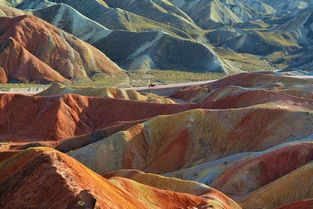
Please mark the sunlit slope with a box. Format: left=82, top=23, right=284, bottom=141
left=69, top=105, right=313, bottom=174
left=104, top=169, right=241, bottom=209
left=5, top=0, right=313, bottom=74
left=0, top=147, right=235, bottom=209
left=0, top=15, right=123, bottom=83
left=38, top=83, right=175, bottom=104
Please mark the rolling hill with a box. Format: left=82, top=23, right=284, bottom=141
left=1, top=0, right=313, bottom=208
left=0, top=14, right=123, bottom=83
left=0, top=0, right=312, bottom=77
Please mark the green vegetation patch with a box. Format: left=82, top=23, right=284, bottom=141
left=147, top=69, right=226, bottom=84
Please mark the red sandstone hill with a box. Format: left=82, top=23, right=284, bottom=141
left=0, top=147, right=239, bottom=209
left=277, top=199, right=313, bottom=209
left=0, top=93, right=190, bottom=142
left=0, top=15, right=123, bottom=83
left=1, top=84, right=313, bottom=144
left=1, top=72, right=313, bottom=209
left=212, top=142, right=313, bottom=194
left=1, top=72, right=313, bottom=144
left=173, top=72, right=313, bottom=102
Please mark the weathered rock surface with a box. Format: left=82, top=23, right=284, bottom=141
left=93, top=31, right=224, bottom=72
left=0, top=15, right=123, bottom=83
left=58, top=72, right=313, bottom=209
left=32, top=3, right=112, bottom=44
left=104, top=169, right=241, bottom=209
left=2, top=0, right=313, bottom=74
left=0, top=147, right=238, bottom=209
left=0, top=72, right=313, bottom=208
left=277, top=199, right=313, bottom=209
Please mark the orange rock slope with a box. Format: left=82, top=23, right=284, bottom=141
left=64, top=73, right=313, bottom=209
left=173, top=72, right=313, bottom=103
left=0, top=147, right=239, bottom=209
left=68, top=105, right=313, bottom=174
left=0, top=15, right=123, bottom=83
left=0, top=93, right=190, bottom=142
left=277, top=199, right=313, bottom=209
left=1, top=72, right=313, bottom=209
left=1, top=73, right=313, bottom=144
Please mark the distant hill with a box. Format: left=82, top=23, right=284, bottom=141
left=1, top=0, right=313, bottom=78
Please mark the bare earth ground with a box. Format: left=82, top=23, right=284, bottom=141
left=0, top=75, right=311, bottom=95
left=0, top=80, right=214, bottom=95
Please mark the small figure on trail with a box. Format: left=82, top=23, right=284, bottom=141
left=148, top=83, right=156, bottom=88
